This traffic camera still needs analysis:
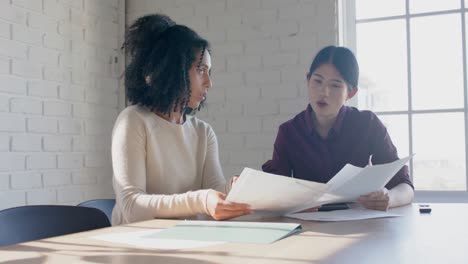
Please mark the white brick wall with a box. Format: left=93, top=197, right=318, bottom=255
left=11, top=172, right=42, bottom=189
left=12, top=134, right=42, bottom=151
left=0, top=0, right=123, bottom=210
left=0, top=174, right=9, bottom=190
left=0, top=135, right=9, bottom=151
left=0, top=0, right=339, bottom=210
left=127, top=0, right=338, bottom=177
left=0, top=58, right=9, bottom=74
left=43, top=171, right=71, bottom=187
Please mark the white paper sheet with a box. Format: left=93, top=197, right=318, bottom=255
left=90, top=229, right=225, bottom=249
left=286, top=208, right=402, bottom=222
left=226, top=156, right=412, bottom=215
left=226, top=168, right=331, bottom=215
left=328, top=156, right=412, bottom=201
left=326, top=164, right=363, bottom=188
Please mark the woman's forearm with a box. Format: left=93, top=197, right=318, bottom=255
left=389, top=183, right=414, bottom=208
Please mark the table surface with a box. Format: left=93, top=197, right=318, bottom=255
left=1, top=203, right=467, bottom=264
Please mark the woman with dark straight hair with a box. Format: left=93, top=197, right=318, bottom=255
left=263, top=46, right=414, bottom=211
left=111, top=14, right=251, bottom=225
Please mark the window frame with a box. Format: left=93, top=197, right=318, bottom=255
left=339, top=0, right=468, bottom=202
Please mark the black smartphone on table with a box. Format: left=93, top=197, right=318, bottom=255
left=318, top=203, right=350, bottom=212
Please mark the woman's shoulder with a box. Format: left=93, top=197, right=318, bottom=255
left=116, top=105, right=155, bottom=123
left=186, top=116, right=215, bottom=135
left=112, top=105, right=153, bottom=139
left=113, top=105, right=155, bottom=131
left=118, top=105, right=151, bottom=118
left=345, top=106, right=383, bottom=127
left=346, top=106, right=379, bottom=119
left=280, top=108, right=308, bottom=131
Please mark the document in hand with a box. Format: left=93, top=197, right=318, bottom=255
left=226, top=156, right=412, bottom=215
left=327, top=155, right=413, bottom=202
left=147, top=221, right=302, bottom=244
left=226, top=168, right=334, bottom=215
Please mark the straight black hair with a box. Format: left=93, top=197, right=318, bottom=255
left=307, top=46, right=359, bottom=90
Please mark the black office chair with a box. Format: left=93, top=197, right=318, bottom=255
left=0, top=205, right=111, bottom=247
left=78, top=199, right=115, bottom=223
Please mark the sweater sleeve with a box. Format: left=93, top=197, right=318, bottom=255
left=111, top=110, right=210, bottom=225
left=201, top=125, right=227, bottom=193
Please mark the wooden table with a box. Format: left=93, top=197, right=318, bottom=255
left=1, top=203, right=467, bottom=264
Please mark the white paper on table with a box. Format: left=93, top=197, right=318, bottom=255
left=226, top=168, right=331, bottom=215
left=286, top=208, right=402, bottom=222
left=327, top=155, right=413, bottom=202
left=90, top=229, right=225, bottom=249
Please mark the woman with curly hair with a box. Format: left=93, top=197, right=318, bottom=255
left=111, top=14, right=251, bottom=225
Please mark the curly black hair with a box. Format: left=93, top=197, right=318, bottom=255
left=122, top=14, right=211, bottom=115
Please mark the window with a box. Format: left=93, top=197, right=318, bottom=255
left=340, top=0, right=468, bottom=201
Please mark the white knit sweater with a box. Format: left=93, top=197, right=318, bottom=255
left=111, top=105, right=226, bottom=225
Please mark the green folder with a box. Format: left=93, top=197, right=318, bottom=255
left=145, top=220, right=302, bottom=244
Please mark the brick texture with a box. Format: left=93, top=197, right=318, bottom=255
left=0, top=0, right=122, bottom=209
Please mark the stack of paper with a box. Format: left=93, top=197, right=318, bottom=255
left=286, top=207, right=402, bottom=222
left=226, top=168, right=332, bottom=215
left=226, top=156, right=411, bottom=215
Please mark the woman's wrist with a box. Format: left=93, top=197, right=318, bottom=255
left=204, top=189, right=213, bottom=215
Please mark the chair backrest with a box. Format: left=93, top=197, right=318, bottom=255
left=77, top=199, right=115, bottom=223
left=0, top=205, right=111, bottom=247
